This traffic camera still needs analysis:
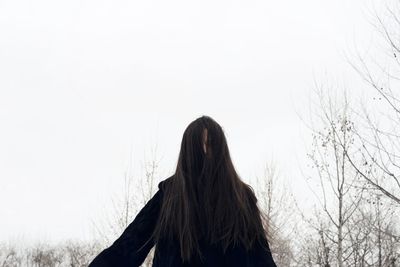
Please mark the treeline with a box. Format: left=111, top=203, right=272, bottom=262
left=0, top=241, right=102, bottom=267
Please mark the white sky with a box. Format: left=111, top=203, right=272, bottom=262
left=0, top=0, right=378, bottom=244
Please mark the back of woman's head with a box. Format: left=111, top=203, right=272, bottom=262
left=152, top=115, right=269, bottom=262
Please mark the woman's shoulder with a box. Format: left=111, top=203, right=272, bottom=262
left=157, top=174, right=175, bottom=191
left=241, top=182, right=258, bottom=204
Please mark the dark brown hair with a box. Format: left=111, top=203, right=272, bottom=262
left=150, top=115, right=271, bottom=262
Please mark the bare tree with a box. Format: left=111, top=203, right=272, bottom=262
left=63, top=240, right=102, bottom=267
left=346, top=192, right=400, bottom=266
left=255, top=160, right=297, bottom=266
left=0, top=239, right=106, bottom=267
left=26, top=242, right=64, bottom=267
left=90, top=143, right=164, bottom=267
left=0, top=244, right=21, bottom=267
left=293, top=207, right=335, bottom=267
left=301, top=86, right=367, bottom=267
left=346, top=0, right=400, bottom=204
left=138, top=144, right=164, bottom=266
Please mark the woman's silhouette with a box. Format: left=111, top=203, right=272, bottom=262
left=88, top=115, right=277, bottom=267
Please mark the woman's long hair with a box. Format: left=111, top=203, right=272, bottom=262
left=150, top=115, right=271, bottom=262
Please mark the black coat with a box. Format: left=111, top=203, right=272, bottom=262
left=88, top=177, right=278, bottom=267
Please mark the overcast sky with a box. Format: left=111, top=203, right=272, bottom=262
left=0, top=0, right=379, bottom=245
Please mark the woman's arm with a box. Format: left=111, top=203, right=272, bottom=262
left=260, top=235, right=277, bottom=267
left=88, top=188, right=163, bottom=267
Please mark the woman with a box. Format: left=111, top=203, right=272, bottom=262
left=88, top=115, right=277, bottom=267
